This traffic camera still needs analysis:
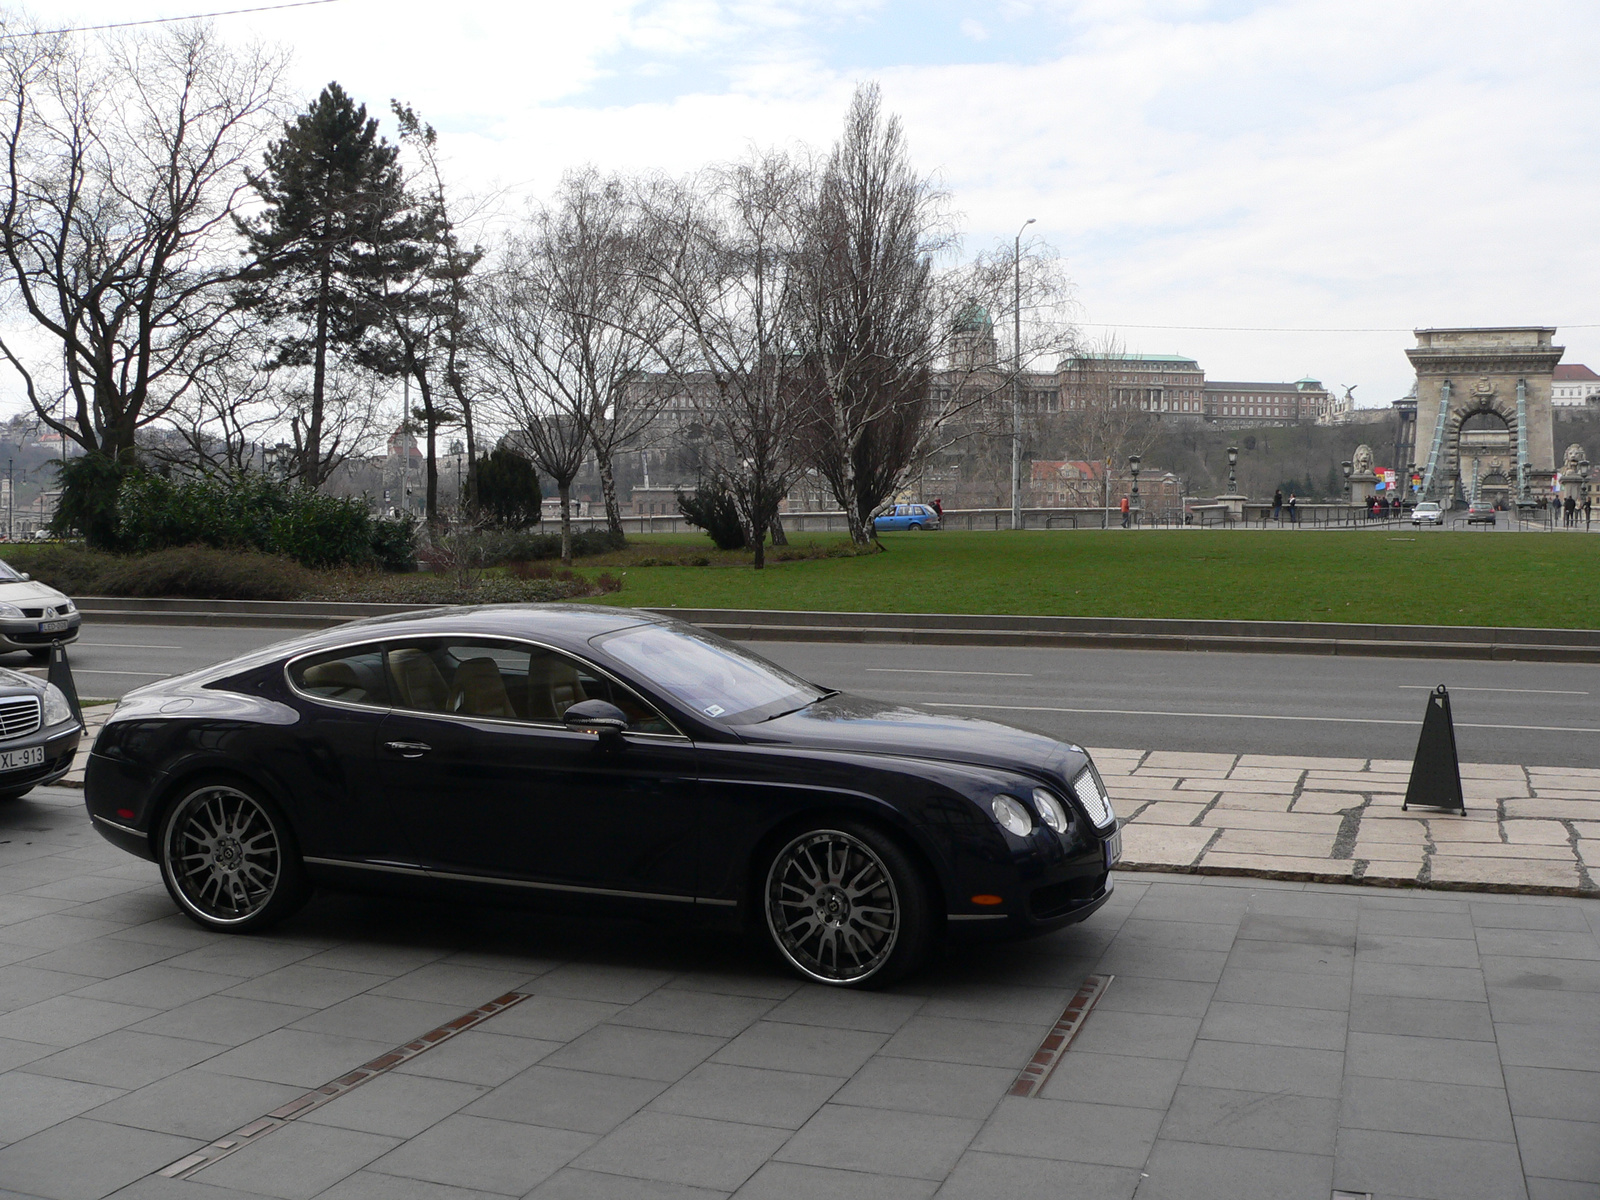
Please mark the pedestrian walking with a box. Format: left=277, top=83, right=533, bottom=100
left=1120, top=495, right=1131, bottom=528
left=1272, top=489, right=1283, bottom=522
left=1287, top=493, right=1298, bottom=524
left=931, top=497, right=943, bottom=521
left=1585, top=497, right=1592, bottom=528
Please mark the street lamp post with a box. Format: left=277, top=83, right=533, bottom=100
left=1227, top=446, right=1238, bottom=493
left=1341, top=459, right=1353, bottom=503
left=1128, top=454, right=1141, bottom=527
left=1011, top=217, right=1035, bottom=532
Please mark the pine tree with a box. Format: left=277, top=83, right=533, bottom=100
left=236, top=83, right=428, bottom=487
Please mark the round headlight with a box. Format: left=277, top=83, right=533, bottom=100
left=42, top=683, right=74, bottom=726
left=1032, top=787, right=1072, bottom=835
left=991, top=794, right=1032, bottom=837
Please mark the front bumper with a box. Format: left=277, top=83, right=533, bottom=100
left=0, top=719, right=82, bottom=794
left=0, top=613, right=82, bottom=651
left=944, top=820, right=1119, bottom=940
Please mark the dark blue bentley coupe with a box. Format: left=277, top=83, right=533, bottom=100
left=85, top=606, right=1119, bottom=987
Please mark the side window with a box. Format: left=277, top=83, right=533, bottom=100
left=290, top=645, right=389, bottom=707
left=384, top=639, right=675, bottom=735
left=386, top=640, right=530, bottom=719
left=527, top=646, right=675, bottom=735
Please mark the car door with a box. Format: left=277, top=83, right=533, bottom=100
left=374, top=636, right=701, bottom=901
left=282, top=641, right=407, bottom=864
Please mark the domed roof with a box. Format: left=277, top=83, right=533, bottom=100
left=951, top=299, right=992, bottom=333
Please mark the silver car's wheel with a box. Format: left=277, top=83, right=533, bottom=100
left=765, top=827, right=912, bottom=985
left=159, top=782, right=304, bottom=929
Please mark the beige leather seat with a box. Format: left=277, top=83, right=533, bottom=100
left=448, top=657, right=517, bottom=719
left=525, top=652, right=588, bottom=721
left=388, top=649, right=449, bottom=712
left=300, top=660, right=364, bottom=702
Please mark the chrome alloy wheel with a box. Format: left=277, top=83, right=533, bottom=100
left=163, top=786, right=282, bottom=924
left=765, top=829, right=900, bottom=984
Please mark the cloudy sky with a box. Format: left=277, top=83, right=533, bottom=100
left=38, top=0, right=1600, bottom=407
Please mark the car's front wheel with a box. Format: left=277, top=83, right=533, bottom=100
left=157, top=779, right=309, bottom=932
left=762, top=822, right=936, bottom=988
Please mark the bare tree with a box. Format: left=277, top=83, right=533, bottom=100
left=638, top=156, right=810, bottom=569
left=0, top=21, right=283, bottom=459
left=389, top=101, right=487, bottom=526
left=552, top=169, right=678, bottom=539
left=792, top=83, right=951, bottom=545
left=154, top=312, right=281, bottom=475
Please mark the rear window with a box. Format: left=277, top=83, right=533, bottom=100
left=289, top=645, right=389, bottom=707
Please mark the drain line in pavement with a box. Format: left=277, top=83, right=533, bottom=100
left=1008, top=973, right=1113, bottom=1098
left=155, top=990, right=532, bottom=1181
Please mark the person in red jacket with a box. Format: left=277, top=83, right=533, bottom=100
left=1120, top=495, right=1131, bottom=528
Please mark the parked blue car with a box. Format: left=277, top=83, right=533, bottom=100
left=872, top=503, right=941, bottom=532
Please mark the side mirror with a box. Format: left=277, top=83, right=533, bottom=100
left=18, top=573, right=28, bottom=582
left=563, top=699, right=629, bottom=737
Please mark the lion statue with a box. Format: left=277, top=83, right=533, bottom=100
left=1351, top=444, right=1374, bottom=474
left=1564, top=443, right=1586, bottom=474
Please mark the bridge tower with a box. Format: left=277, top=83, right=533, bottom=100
left=1407, top=327, right=1562, bottom=506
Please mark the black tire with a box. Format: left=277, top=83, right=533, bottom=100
left=762, top=820, right=937, bottom=988
left=157, top=778, right=310, bottom=932
left=908, top=523, right=922, bottom=531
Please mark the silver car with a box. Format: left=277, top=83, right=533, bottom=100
left=0, top=559, right=80, bottom=660
left=1411, top=502, right=1445, bottom=526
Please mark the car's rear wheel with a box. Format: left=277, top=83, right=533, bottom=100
left=157, top=779, right=309, bottom=932
left=908, top=523, right=923, bottom=531
left=763, top=822, right=935, bottom=988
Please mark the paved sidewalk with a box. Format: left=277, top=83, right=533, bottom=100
left=1095, top=748, right=1600, bottom=896
left=0, top=785, right=1597, bottom=1198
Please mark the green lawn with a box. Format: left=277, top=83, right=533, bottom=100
left=589, top=529, right=1600, bottom=628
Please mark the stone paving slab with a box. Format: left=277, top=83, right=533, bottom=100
left=1, top=785, right=1597, bottom=1199
left=1088, top=747, right=1600, bottom=897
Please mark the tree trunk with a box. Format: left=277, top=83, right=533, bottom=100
left=455, top=376, right=477, bottom=517
left=558, top=479, right=573, bottom=564
left=751, top=519, right=765, bottom=570
left=417, top=368, right=439, bottom=529
left=307, top=260, right=331, bottom=488
left=846, top=508, right=867, bottom=546
left=769, top=516, right=787, bottom=545
left=597, top=452, right=625, bottom=540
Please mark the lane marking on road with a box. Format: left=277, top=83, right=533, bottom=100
left=75, top=642, right=185, bottom=650
left=157, top=990, right=530, bottom=1181
left=925, top=702, right=1600, bottom=735
left=1010, top=973, right=1114, bottom=1098
left=864, top=668, right=1034, bottom=677
left=72, top=669, right=174, bottom=677
left=1397, top=685, right=1588, bottom=696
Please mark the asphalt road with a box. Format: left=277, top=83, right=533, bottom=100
left=30, top=621, right=1600, bottom=768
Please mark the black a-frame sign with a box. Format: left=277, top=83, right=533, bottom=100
left=1402, top=684, right=1465, bottom=815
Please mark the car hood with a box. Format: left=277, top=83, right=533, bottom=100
left=0, top=580, right=69, bottom=607
left=734, top=691, right=1084, bottom=781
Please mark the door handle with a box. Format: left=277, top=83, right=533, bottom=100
left=384, top=740, right=432, bottom=758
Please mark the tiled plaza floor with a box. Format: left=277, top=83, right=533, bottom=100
left=0, top=785, right=1597, bottom=1199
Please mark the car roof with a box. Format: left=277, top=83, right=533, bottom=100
left=131, top=604, right=670, bottom=695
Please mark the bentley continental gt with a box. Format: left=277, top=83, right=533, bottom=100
left=84, top=606, right=1119, bottom=987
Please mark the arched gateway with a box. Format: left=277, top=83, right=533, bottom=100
left=1407, top=327, right=1562, bottom=505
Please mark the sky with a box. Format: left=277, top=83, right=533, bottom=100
left=26, top=0, right=1600, bottom=411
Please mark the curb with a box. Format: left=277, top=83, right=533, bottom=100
left=645, top=608, right=1600, bottom=664
left=1115, top=860, right=1599, bottom=900
left=71, top=598, right=1600, bottom=662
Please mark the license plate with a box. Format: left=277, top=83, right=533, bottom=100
left=0, top=746, right=44, bottom=772
left=39, top=620, right=68, bottom=633
left=1104, top=828, right=1123, bottom=867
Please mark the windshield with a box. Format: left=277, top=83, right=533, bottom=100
left=595, top=622, right=826, bottom=724
left=0, top=559, right=22, bottom=583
